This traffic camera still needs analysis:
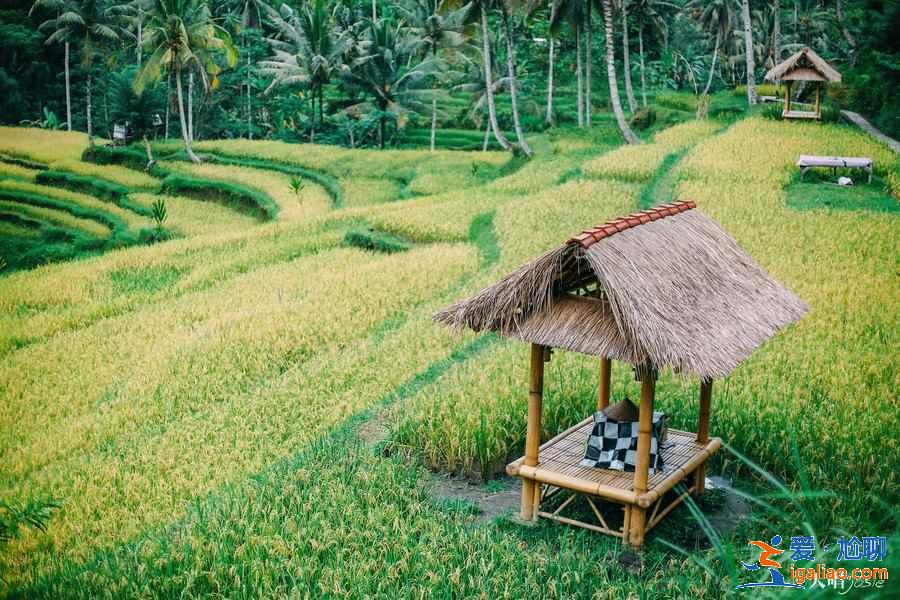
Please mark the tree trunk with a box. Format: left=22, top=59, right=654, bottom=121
left=576, top=22, right=584, bottom=127
left=638, top=26, right=647, bottom=107
left=772, top=0, right=781, bottom=64
left=482, top=114, right=490, bottom=151
left=86, top=72, right=93, bottom=145
left=622, top=3, right=637, bottom=114
left=246, top=41, right=253, bottom=139
left=741, top=0, right=757, bottom=105
left=545, top=36, right=555, bottom=125
left=137, top=19, right=142, bottom=66
left=165, top=72, right=170, bottom=139
left=64, top=41, right=72, bottom=131
left=430, top=87, right=438, bottom=152
left=379, top=114, right=385, bottom=149
left=175, top=68, right=200, bottom=163
left=586, top=7, right=592, bottom=126
left=602, top=0, right=639, bottom=144
left=502, top=9, right=531, bottom=156
left=480, top=4, right=512, bottom=151
left=836, top=0, right=856, bottom=57
left=187, top=70, right=194, bottom=141
left=703, top=30, right=720, bottom=96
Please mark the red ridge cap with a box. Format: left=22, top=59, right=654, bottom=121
left=566, top=200, right=697, bottom=249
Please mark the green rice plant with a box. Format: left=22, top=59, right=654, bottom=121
left=150, top=197, right=167, bottom=229
left=34, top=170, right=151, bottom=217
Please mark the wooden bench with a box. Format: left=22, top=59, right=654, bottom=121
left=797, top=154, right=873, bottom=183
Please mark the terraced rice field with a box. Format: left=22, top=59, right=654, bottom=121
left=1, top=113, right=897, bottom=598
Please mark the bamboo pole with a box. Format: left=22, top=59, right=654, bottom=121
left=598, top=357, right=612, bottom=410
left=629, top=366, right=656, bottom=547
left=695, top=379, right=713, bottom=494
left=815, top=82, right=821, bottom=119
left=785, top=81, right=792, bottom=115
left=520, top=343, right=545, bottom=520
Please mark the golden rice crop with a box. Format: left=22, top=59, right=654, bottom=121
left=0, top=126, right=91, bottom=164
left=395, top=118, right=898, bottom=530
left=2, top=243, right=477, bottom=580
left=50, top=159, right=159, bottom=189
left=0, top=178, right=148, bottom=230
left=160, top=161, right=332, bottom=221
left=0, top=199, right=110, bottom=237
left=0, top=161, right=39, bottom=180
left=582, top=119, right=720, bottom=182
left=0, top=222, right=343, bottom=354
left=129, top=191, right=258, bottom=236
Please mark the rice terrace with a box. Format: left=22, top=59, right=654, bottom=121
left=0, top=0, right=898, bottom=598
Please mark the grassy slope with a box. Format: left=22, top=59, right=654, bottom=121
left=1, top=113, right=897, bottom=598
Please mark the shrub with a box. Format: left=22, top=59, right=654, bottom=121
left=344, top=227, right=411, bottom=253
left=629, top=107, right=656, bottom=131
left=761, top=103, right=784, bottom=121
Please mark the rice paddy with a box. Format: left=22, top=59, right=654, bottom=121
left=1, top=112, right=897, bottom=598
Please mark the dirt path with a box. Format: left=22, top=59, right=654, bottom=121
left=841, top=110, right=900, bottom=154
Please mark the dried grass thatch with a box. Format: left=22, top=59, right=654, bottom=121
left=434, top=202, right=808, bottom=380
left=765, top=47, right=842, bottom=83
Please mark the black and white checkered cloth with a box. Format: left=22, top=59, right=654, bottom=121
left=580, top=410, right=667, bottom=473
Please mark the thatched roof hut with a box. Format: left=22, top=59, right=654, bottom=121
left=764, top=47, right=842, bottom=119
left=433, top=201, right=807, bottom=548
left=435, top=200, right=807, bottom=380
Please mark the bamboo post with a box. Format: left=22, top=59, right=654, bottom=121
left=785, top=81, right=792, bottom=115
left=815, top=82, right=821, bottom=119
left=629, top=364, right=656, bottom=548
left=520, top=343, right=545, bottom=521
left=694, top=378, right=713, bottom=495
left=598, top=357, right=612, bottom=410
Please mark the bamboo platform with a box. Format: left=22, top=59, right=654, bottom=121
left=783, top=109, right=820, bottom=120
left=507, top=416, right=721, bottom=541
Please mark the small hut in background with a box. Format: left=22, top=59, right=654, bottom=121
left=434, top=201, right=807, bottom=548
left=765, top=47, right=842, bottom=120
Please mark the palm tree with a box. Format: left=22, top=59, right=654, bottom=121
left=454, top=49, right=512, bottom=150
left=601, top=0, right=638, bottom=144
left=470, top=0, right=512, bottom=151
left=687, top=0, right=735, bottom=96
left=260, top=0, right=349, bottom=143
left=621, top=0, right=638, bottom=114
left=29, top=0, right=72, bottom=131
left=629, top=0, right=676, bottom=107
left=550, top=0, right=589, bottom=128
left=740, top=0, right=757, bottom=105
left=498, top=3, right=532, bottom=155
left=215, top=0, right=267, bottom=139
left=112, top=0, right=153, bottom=67
left=40, top=0, right=119, bottom=145
left=343, top=17, right=438, bottom=148
left=134, top=0, right=237, bottom=163
left=401, top=0, right=470, bottom=152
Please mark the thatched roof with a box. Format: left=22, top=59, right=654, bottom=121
left=765, top=47, right=842, bottom=83
left=434, top=201, right=807, bottom=380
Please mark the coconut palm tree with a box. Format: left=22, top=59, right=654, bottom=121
left=342, top=17, right=438, bottom=148
left=215, top=0, right=268, bottom=139
left=686, top=0, right=735, bottom=96
left=498, top=2, right=532, bottom=155
left=112, top=0, right=153, bottom=67
left=550, top=0, right=589, bottom=128
left=601, top=0, right=639, bottom=144
left=629, top=0, right=677, bottom=107
left=134, top=0, right=237, bottom=163
left=740, top=0, right=757, bottom=105
left=33, top=0, right=120, bottom=143
left=454, top=48, right=512, bottom=150
left=260, top=0, right=348, bottom=143
left=29, top=0, right=72, bottom=131
left=401, top=0, right=470, bottom=152
left=621, top=0, right=638, bottom=114
left=469, top=0, right=512, bottom=151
